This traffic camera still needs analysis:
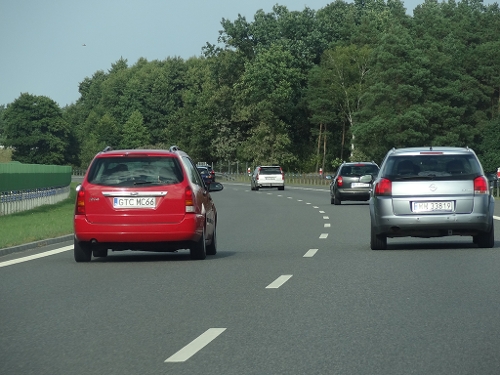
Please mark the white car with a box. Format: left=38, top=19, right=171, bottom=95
left=250, top=166, right=285, bottom=191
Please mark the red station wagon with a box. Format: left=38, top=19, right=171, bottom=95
left=73, top=146, right=223, bottom=262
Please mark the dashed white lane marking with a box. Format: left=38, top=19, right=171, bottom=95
left=277, top=195, right=283, bottom=197
left=297, top=199, right=303, bottom=202
left=319, top=210, right=325, bottom=214
left=494, top=216, right=500, bottom=221
left=324, top=223, right=331, bottom=228
left=266, top=275, right=293, bottom=289
left=303, top=249, right=318, bottom=257
left=319, top=233, right=329, bottom=239
left=165, top=328, right=227, bottom=363
left=306, top=203, right=311, bottom=205
left=323, top=216, right=329, bottom=220
left=313, top=206, right=319, bottom=208
left=0, top=245, right=73, bottom=268
left=287, top=196, right=293, bottom=199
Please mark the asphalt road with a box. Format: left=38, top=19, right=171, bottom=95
left=1, top=183, right=500, bottom=375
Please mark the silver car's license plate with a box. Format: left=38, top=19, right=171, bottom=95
left=412, top=201, right=454, bottom=212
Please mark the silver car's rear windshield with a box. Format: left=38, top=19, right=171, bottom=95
left=382, top=154, right=483, bottom=181
left=87, top=157, right=184, bottom=186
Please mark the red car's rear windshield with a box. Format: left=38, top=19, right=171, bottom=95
left=87, top=156, right=184, bottom=186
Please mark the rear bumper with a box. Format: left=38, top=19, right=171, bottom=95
left=74, top=214, right=204, bottom=249
left=258, top=182, right=284, bottom=188
left=371, top=207, right=493, bottom=237
left=336, top=188, right=370, bottom=201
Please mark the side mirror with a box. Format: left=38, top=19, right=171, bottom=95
left=359, top=175, right=373, bottom=183
left=209, top=182, right=224, bottom=192
left=76, top=184, right=82, bottom=192
left=325, top=175, right=332, bottom=180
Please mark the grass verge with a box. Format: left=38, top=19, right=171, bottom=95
left=0, top=183, right=77, bottom=249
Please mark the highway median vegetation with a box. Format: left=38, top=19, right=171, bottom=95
left=0, top=182, right=77, bottom=249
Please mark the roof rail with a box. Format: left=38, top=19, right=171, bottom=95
left=102, top=146, right=113, bottom=152
left=169, top=145, right=180, bottom=152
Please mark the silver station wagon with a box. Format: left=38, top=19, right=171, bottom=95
left=369, top=147, right=495, bottom=250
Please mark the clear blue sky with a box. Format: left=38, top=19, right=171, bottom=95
left=0, top=0, right=497, bottom=108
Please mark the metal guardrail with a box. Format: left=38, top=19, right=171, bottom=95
left=0, top=186, right=70, bottom=216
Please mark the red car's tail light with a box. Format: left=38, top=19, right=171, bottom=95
left=474, top=176, right=488, bottom=194
left=75, top=187, right=86, bottom=215
left=337, top=176, right=343, bottom=187
left=374, top=178, right=392, bottom=196
left=185, top=186, right=195, bottom=213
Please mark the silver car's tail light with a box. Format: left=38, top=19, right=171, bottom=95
left=474, top=176, right=489, bottom=194
left=374, top=178, right=392, bottom=196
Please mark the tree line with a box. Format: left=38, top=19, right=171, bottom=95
left=1, top=0, right=499, bottom=172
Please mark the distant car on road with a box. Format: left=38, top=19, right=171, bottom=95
left=328, top=162, right=379, bottom=205
left=197, top=163, right=216, bottom=182
left=369, top=146, right=494, bottom=250
left=196, top=165, right=214, bottom=186
left=73, top=146, right=223, bottom=262
left=250, top=166, right=285, bottom=191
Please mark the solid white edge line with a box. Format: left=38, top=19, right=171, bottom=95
left=266, top=275, right=293, bottom=289
left=0, top=245, right=73, bottom=268
left=303, top=249, right=318, bottom=258
left=319, top=233, right=329, bottom=239
left=165, top=328, right=227, bottom=363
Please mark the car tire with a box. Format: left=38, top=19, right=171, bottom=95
left=278, top=186, right=284, bottom=191
left=333, top=194, right=341, bottom=205
left=93, top=249, right=108, bottom=258
left=474, top=223, right=494, bottom=248
left=74, top=239, right=92, bottom=262
left=255, top=186, right=259, bottom=191
left=206, top=224, right=217, bottom=256
left=370, top=223, right=387, bottom=250
left=190, top=228, right=207, bottom=260
left=330, top=195, right=335, bottom=204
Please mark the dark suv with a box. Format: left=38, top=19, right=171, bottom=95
left=329, top=162, right=379, bottom=205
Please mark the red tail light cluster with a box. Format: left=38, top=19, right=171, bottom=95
left=185, top=186, right=195, bottom=213
left=280, top=167, right=284, bottom=180
left=374, top=178, right=392, bottom=196
left=75, top=187, right=86, bottom=215
left=337, top=176, right=343, bottom=187
left=474, top=176, right=488, bottom=194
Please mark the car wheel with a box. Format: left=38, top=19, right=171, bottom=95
left=474, top=223, right=494, bottom=248
left=74, top=239, right=92, bottom=262
left=206, top=224, right=217, bottom=256
left=93, top=249, right=108, bottom=258
left=190, top=228, right=207, bottom=260
left=330, top=194, right=335, bottom=204
left=255, top=186, right=259, bottom=191
left=278, top=186, right=284, bottom=191
left=333, top=194, right=341, bottom=205
left=370, top=223, right=387, bottom=250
